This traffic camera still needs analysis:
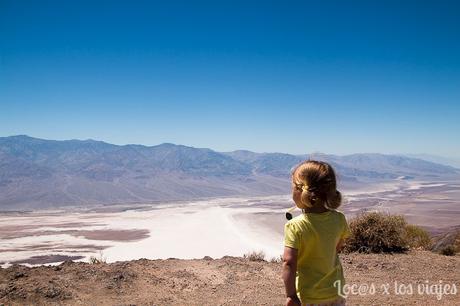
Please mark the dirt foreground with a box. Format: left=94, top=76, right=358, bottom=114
left=1, top=251, right=459, bottom=305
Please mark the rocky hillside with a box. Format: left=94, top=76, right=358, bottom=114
left=0, top=251, right=459, bottom=305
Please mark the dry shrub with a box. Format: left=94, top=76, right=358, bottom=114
left=243, top=250, right=266, bottom=262
left=269, top=255, right=283, bottom=263
left=344, top=212, right=409, bottom=253
left=89, top=251, right=106, bottom=264
left=440, top=245, right=456, bottom=256
left=431, top=227, right=460, bottom=254
left=405, top=224, right=432, bottom=250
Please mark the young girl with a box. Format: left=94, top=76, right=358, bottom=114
left=282, top=160, right=350, bottom=306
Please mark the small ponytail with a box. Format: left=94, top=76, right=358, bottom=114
left=325, top=190, right=342, bottom=209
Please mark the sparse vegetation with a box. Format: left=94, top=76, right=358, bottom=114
left=269, top=255, right=283, bottom=263
left=405, top=224, right=432, bottom=250
left=243, top=250, right=265, bottom=262
left=440, top=245, right=456, bottom=256
left=89, top=251, right=107, bottom=264
left=340, top=211, right=460, bottom=258
left=431, top=227, right=460, bottom=254
left=344, top=212, right=410, bottom=253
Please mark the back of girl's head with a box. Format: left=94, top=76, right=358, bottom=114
left=291, top=160, right=342, bottom=209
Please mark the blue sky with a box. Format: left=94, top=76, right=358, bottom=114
left=1, top=1, right=459, bottom=157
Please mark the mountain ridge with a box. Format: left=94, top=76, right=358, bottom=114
left=1, top=135, right=459, bottom=209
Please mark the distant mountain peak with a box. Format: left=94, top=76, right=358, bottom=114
left=7, top=135, right=37, bottom=140
left=157, top=142, right=178, bottom=147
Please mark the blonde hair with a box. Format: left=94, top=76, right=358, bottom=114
left=292, top=160, right=342, bottom=209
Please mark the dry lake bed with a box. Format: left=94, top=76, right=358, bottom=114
left=1, top=179, right=459, bottom=267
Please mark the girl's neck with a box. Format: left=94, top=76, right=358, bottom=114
left=303, top=206, right=330, bottom=214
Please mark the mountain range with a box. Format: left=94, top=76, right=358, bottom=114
left=1, top=135, right=459, bottom=210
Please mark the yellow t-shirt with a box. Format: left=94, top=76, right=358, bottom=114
left=284, top=209, right=350, bottom=304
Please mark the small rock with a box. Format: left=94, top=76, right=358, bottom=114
left=61, top=260, right=73, bottom=266
left=13, top=272, right=25, bottom=279
left=40, top=286, right=61, bottom=299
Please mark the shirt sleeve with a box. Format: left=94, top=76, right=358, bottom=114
left=284, top=222, right=301, bottom=249
left=340, top=214, right=351, bottom=239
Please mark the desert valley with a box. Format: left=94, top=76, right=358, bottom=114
left=1, top=136, right=459, bottom=267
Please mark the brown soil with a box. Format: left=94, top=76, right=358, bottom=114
left=0, top=251, right=459, bottom=306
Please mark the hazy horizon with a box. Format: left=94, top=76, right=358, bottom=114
left=3, top=134, right=460, bottom=162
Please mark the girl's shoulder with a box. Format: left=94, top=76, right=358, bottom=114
left=331, top=209, right=346, bottom=217
left=327, top=209, right=348, bottom=223
left=285, top=214, right=304, bottom=226
left=285, top=210, right=347, bottom=227
left=333, top=209, right=348, bottom=220
left=284, top=214, right=307, bottom=232
left=304, top=209, right=344, bottom=218
left=303, top=209, right=347, bottom=224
